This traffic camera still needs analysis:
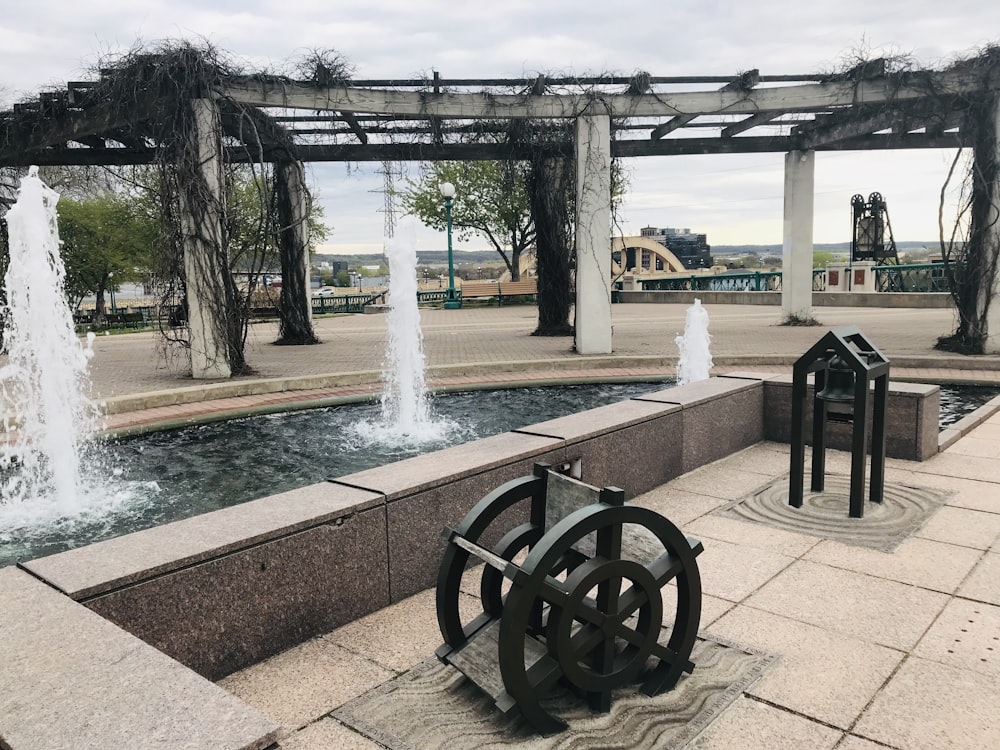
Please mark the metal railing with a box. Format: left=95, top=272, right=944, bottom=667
left=638, top=264, right=952, bottom=295
left=416, top=289, right=461, bottom=304
left=642, top=271, right=782, bottom=292
left=873, top=263, right=951, bottom=293
left=311, top=292, right=385, bottom=314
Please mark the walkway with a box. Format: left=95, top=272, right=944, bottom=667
left=219, top=405, right=1000, bottom=750
left=87, top=303, right=1000, bottom=433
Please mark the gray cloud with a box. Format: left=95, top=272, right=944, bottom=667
left=2, top=0, right=998, bottom=253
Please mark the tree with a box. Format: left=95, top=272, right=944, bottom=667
left=401, top=161, right=534, bottom=281
left=934, top=50, right=1000, bottom=354
left=57, top=193, right=157, bottom=322
left=530, top=153, right=575, bottom=335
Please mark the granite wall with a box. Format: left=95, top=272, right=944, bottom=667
left=18, top=374, right=934, bottom=680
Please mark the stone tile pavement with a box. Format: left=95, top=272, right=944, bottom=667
left=12, top=300, right=1000, bottom=748
left=76, top=303, right=1000, bottom=431
left=220, top=419, right=1000, bottom=749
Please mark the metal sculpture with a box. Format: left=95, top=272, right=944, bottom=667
left=851, top=192, right=898, bottom=264
left=435, top=464, right=703, bottom=734
left=789, top=326, right=891, bottom=518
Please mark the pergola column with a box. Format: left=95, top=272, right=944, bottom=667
left=181, top=98, right=231, bottom=378
left=985, top=97, right=1000, bottom=354
left=574, top=104, right=613, bottom=354
left=781, top=150, right=815, bottom=321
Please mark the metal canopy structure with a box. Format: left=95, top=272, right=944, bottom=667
left=0, top=55, right=992, bottom=167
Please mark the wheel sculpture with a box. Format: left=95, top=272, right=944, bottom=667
left=435, top=464, right=704, bottom=735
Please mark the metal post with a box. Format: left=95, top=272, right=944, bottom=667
left=443, top=193, right=461, bottom=309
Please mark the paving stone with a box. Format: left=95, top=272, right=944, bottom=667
left=958, top=552, right=1000, bottom=606
left=915, top=505, right=1000, bottom=550
left=883, top=471, right=1000, bottom=515
left=687, top=512, right=821, bottom=557
left=854, top=656, right=1000, bottom=749
left=836, top=735, right=897, bottom=750
left=689, top=696, right=842, bottom=750
left=707, top=606, right=903, bottom=729
left=667, top=465, right=779, bottom=502
left=694, top=537, right=796, bottom=602
left=803, top=536, right=982, bottom=593
left=914, top=598, right=1000, bottom=678
left=705, top=441, right=799, bottom=477
left=945, top=434, right=1000, bottom=459
left=325, top=588, right=440, bottom=673
left=700, top=593, right=735, bottom=627
left=910, top=452, right=1000, bottom=483
left=278, top=718, right=382, bottom=749
left=745, top=560, right=949, bottom=650
left=218, top=638, right=393, bottom=733
left=631, top=486, right=730, bottom=527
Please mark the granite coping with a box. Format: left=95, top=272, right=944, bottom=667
left=513, top=397, right=679, bottom=440
left=0, top=567, right=279, bottom=750
left=632, top=376, right=760, bottom=407
left=756, top=372, right=940, bottom=395
left=332, top=430, right=562, bottom=501
left=23, top=481, right=383, bottom=599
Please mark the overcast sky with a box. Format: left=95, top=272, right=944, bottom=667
left=3, top=1, right=998, bottom=255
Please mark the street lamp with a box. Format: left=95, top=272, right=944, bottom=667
left=108, top=272, right=116, bottom=313
left=439, top=181, right=461, bottom=309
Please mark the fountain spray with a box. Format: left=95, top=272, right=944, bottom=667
left=675, top=299, right=713, bottom=385
left=1, top=167, right=98, bottom=510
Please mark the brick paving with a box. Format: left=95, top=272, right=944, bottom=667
left=81, top=302, right=1000, bottom=432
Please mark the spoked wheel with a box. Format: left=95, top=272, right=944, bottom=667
left=498, top=503, right=703, bottom=734
left=436, top=473, right=546, bottom=649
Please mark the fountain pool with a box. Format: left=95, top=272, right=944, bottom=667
left=0, top=381, right=669, bottom=566
left=1, top=379, right=994, bottom=567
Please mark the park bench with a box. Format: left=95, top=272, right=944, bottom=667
left=459, top=277, right=538, bottom=306
left=435, top=463, right=704, bottom=734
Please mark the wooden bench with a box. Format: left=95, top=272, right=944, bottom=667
left=459, top=277, right=538, bottom=306
left=435, top=463, right=703, bottom=734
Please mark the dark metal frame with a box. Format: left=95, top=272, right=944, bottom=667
left=435, top=463, right=703, bottom=734
left=789, top=326, right=891, bottom=518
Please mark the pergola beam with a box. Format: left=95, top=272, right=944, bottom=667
left=5, top=130, right=969, bottom=167
left=650, top=69, right=759, bottom=139
left=721, top=111, right=782, bottom=137
left=220, top=69, right=984, bottom=120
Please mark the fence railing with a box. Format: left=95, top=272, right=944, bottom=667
left=873, top=263, right=951, bottom=293
left=641, top=271, right=783, bottom=292
left=311, top=292, right=385, bottom=314
left=637, top=264, right=951, bottom=295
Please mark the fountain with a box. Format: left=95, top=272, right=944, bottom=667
left=674, top=299, right=713, bottom=385
left=1, top=168, right=100, bottom=516
left=352, top=220, right=456, bottom=446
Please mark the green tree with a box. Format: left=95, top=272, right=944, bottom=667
left=57, top=193, right=157, bottom=322
left=813, top=251, right=835, bottom=268
left=401, top=161, right=534, bottom=281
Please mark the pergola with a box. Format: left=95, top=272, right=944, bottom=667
left=2, top=53, right=996, bottom=376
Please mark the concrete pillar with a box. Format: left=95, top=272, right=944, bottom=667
left=181, top=98, right=231, bottom=378
left=781, top=150, right=815, bottom=321
left=574, top=105, right=613, bottom=354
left=985, top=98, right=1000, bottom=354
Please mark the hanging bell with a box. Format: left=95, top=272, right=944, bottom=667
left=816, top=354, right=856, bottom=405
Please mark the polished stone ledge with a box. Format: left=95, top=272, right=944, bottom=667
left=0, top=566, right=279, bottom=750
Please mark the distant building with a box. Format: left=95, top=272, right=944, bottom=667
left=639, top=226, right=712, bottom=269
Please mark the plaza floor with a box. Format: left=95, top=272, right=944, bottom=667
left=13, top=302, right=1000, bottom=748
